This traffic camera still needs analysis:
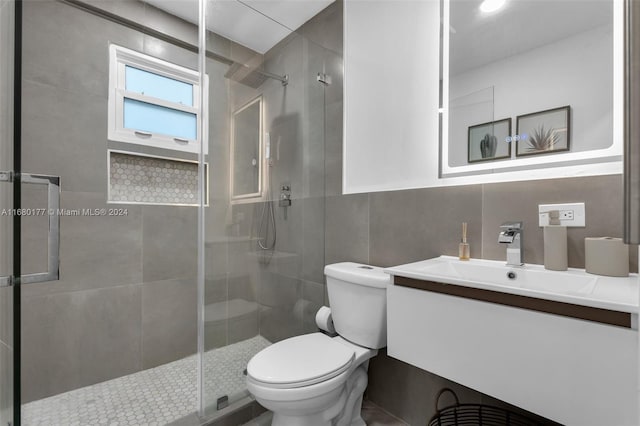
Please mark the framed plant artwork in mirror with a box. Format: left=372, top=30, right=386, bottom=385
left=468, top=118, right=512, bottom=163
left=516, top=106, right=570, bottom=157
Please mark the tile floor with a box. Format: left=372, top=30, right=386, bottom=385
left=361, top=400, right=408, bottom=425
left=22, top=335, right=271, bottom=426
left=240, top=400, right=407, bottom=426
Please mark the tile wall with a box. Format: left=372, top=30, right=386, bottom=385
left=218, top=3, right=342, bottom=347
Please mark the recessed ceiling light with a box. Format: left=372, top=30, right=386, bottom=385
left=479, top=0, right=506, bottom=13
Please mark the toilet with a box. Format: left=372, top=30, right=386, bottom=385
left=246, top=262, right=390, bottom=426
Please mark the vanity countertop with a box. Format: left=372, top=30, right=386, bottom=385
left=384, top=256, right=639, bottom=314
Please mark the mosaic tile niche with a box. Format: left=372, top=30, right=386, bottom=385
left=109, top=152, right=204, bottom=205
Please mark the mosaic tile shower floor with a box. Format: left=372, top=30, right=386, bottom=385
left=22, top=335, right=271, bottom=426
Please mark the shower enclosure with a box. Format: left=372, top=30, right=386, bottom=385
left=0, top=0, right=342, bottom=424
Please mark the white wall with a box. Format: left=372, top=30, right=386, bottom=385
left=343, top=0, right=440, bottom=194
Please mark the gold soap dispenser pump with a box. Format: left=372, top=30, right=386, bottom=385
left=459, top=222, right=470, bottom=260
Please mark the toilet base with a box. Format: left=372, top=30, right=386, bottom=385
left=272, top=411, right=334, bottom=426
left=271, top=413, right=366, bottom=426
left=270, top=412, right=367, bottom=426
left=270, top=384, right=347, bottom=426
left=348, top=394, right=366, bottom=426
left=267, top=365, right=369, bottom=426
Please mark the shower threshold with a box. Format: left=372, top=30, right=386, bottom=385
left=22, top=335, right=271, bottom=426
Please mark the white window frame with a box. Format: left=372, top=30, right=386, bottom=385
left=108, top=44, right=208, bottom=155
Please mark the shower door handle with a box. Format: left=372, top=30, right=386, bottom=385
left=0, top=171, right=11, bottom=287
left=0, top=172, right=60, bottom=287
left=20, top=173, right=60, bottom=284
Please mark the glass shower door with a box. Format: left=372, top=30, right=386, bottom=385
left=202, top=0, right=333, bottom=421
left=16, top=0, right=202, bottom=424
left=1, top=4, right=62, bottom=425
left=0, top=0, right=15, bottom=425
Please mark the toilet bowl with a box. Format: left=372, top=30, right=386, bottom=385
left=247, top=333, right=376, bottom=426
left=246, top=263, right=390, bottom=426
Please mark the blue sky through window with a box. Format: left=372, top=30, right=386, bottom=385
left=125, top=66, right=193, bottom=106
left=124, top=98, right=197, bottom=140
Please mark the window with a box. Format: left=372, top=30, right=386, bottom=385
left=108, top=44, right=208, bottom=154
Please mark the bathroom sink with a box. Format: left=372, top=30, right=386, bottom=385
left=416, top=259, right=597, bottom=296
left=384, top=256, right=639, bottom=313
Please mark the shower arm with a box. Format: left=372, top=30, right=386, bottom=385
left=257, top=70, right=289, bottom=86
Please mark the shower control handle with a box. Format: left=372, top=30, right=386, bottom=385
left=280, top=185, right=292, bottom=204
left=279, top=185, right=292, bottom=217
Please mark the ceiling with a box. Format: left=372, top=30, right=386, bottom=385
left=145, top=0, right=335, bottom=54
left=450, top=0, right=612, bottom=75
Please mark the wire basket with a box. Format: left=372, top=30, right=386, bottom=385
left=428, top=388, right=550, bottom=426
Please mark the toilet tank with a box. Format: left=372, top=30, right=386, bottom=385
left=324, top=262, right=390, bottom=349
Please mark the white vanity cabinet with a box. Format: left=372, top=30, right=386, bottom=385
left=387, top=276, right=638, bottom=425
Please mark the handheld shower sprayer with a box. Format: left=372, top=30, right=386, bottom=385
left=257, top=132, right=276, bottom=251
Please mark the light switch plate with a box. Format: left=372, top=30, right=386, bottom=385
left=538, top=202, right=585, bottom=227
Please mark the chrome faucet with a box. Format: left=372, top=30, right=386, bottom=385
left=498, top=221, right=524, bottom=266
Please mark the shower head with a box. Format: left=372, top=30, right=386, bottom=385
left=224, top=62, right=289, bottom=88
left=225, top=62, right=268, bottom=88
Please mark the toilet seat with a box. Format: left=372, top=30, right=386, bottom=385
left=247, top=333, right=355, bottom=389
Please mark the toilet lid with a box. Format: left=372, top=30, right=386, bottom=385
left=247, top=333, right=355, bottom=388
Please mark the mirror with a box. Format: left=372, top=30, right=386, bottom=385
left=441, top=0, right=623, bottom=178
left=231, top=96, right=263, bottom=202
